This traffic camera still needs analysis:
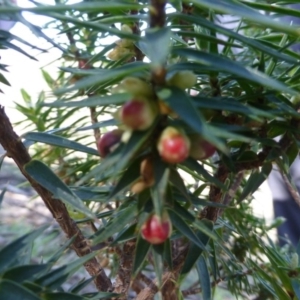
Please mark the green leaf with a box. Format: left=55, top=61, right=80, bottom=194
left=193, top=220, right=217, bottom=241
left=23, top=132, right=99, bottom=156
left=152, top=246, right=164, bottom=287
left=112, top=223, right=137, bottom=245
left=0, top=2, right=144, bottom=14
left=92, top=204, right=137, bottom=244
left=42, top=292, right=87, bottom=300
left=133, top=235, right=151, bottom=276
left=0, top=280, right=40, bottom=300
left=196, top=256, right=211, bottom=300
left=291, top=279, right=300, bottom=300
left=169, top=13, right=299, bottom=64
left=250, top=261, right=291, bottom=300
left=0, top=226, right=47, bottom=273
left=138, top=27, right=171, bottom=66
left=88, top=292, right=122, bottom=300
left=44, top=93, right=131, bottom=108
left=157, top=87, right=226, bottom=152
left=169, top=168, right=190, bottom=202
left=69, top=277, right=95, bottom=294
left=0, top=72, right=10, bottom=86
left=239, top=162, right=272, bottom=202
left=181, top=222, right=212, bottom=276
left=75, top=119, right=117, bottom=132
left=47, top=236, right=77, bottom=267
left=172, top=201, right=195, bottom=222
left=151, top=159, right=169, bottom=217
left=0, top=39, right=37, bottom=61
left=185, top=0, right=300, bottom=36
left=110, top=127, right=156, bottom=177
left=173, top=48, right=298, bottom=95
left=2, top=264, right=50, bottom=283
left=180, top=158, right=226, bottom=190
left=24, top=160, right=95, bottom=219
left=109, top=158, right=143, bottom=200
left=193, top=96, right=273, bottom=119
left=0, top=187, right=6, bottom=209
left=168, top=210, right=207, bottom=251
left=157, top=87, right=205, bottom=135
left=35, top=252, right=97, bottom=289
left=55, top=62, right=148, bottom=95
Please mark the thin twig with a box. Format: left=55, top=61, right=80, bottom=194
left=0, top=107, right=112, bottom=292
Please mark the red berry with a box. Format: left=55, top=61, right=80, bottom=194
left=141, top=213, right=172, bottom=245
left=119, top=98, right=156, bottom=131
left=189, top=135, right=216, bottom=160
left=157, top=127, right=190, bottom=164
left=97, top=129, right=123, bottom=157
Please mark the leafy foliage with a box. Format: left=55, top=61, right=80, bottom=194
left=1, top=0, right=300, bottom=299
left=0, top=227, right=119, bottom=299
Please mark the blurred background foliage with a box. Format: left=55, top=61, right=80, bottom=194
left=2, top=0, right=300, bottom=299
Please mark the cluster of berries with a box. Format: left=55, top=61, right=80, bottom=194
left=96, top=72, right=216, bottom=244
left=97, top=74, right=216, bottom=163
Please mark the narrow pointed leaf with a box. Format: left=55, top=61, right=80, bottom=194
left=139, top=27, right=171, bottom=66
left=36, top=252, right=96, bottom=289
left=25, top=160, right=95, bottom=219
left=23, top=132, right=99, bottom=156
left=174, top=48, right=297, bottom=95
left=42, top=292, right=86, bottom=300
left=292, top=279, right=300, bottom=300
left=109, top=158, right=142, bottom=200
left=3, top=264, right=50, bottom=283
left=168, top=210, right=207, bottom=251
left=0, top=226, right=47, bottom=273
left=44, top=93, right=131, bottom=108
left=0, top=280, right=40, bottom=300
left=93, top=205, right=137, bottom=244
left=151, top=159, right=169, bottom=217
left=186, top=0, right=300, bottom=36
left=239, top=162, right=272, bottom=202
left=196, top=256, right=211, bottom=300
left=55, top=62, right=148, bottom=95
left=181, top=221, right=213, bottom=275
left=133, top=235, right=151, bottom=276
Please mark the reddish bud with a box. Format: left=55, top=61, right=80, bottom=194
left=141, top=213, right=172, bottom=244
left=157, top=127, right=190, bottom=164
left=189, top=135, right=216, bottom=160
left=119, top=98, right=156, bottom=131
left=97, top=129, right=123, bottom=157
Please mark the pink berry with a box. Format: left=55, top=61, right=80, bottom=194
left=141, top=213, right=172, bottom=245
left=119, top=98, right=156, bottom=131
left=157, top=127, right=190, bottom=164
left=97, top=129, right=123, bottom=157
left=189, top=135, right=216, bottom=160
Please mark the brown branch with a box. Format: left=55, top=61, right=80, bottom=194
left=89, top=106, right=101, bottom=143
left=0, top=107, right=112, bottom=292
left=201, top=146, right=271, bottom=222
left=149, top=0, right=167, bottom=28
left=113, top=240, right=136, bottom=299
left=282, top=171, right=300, bottom=208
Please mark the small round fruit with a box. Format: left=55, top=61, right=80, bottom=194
left=167, top=71, right=197, bottom=90
left=97, top=129, right=123, bottom=157
left=141, top=213, right=172, bottom=245
left=189, top=135, right=216, bottom=160
left=119, top=98, right=157, bottom=131
left=120, top=77, right=153, bottom=97
left=157, top=127, right=190, bottom=164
